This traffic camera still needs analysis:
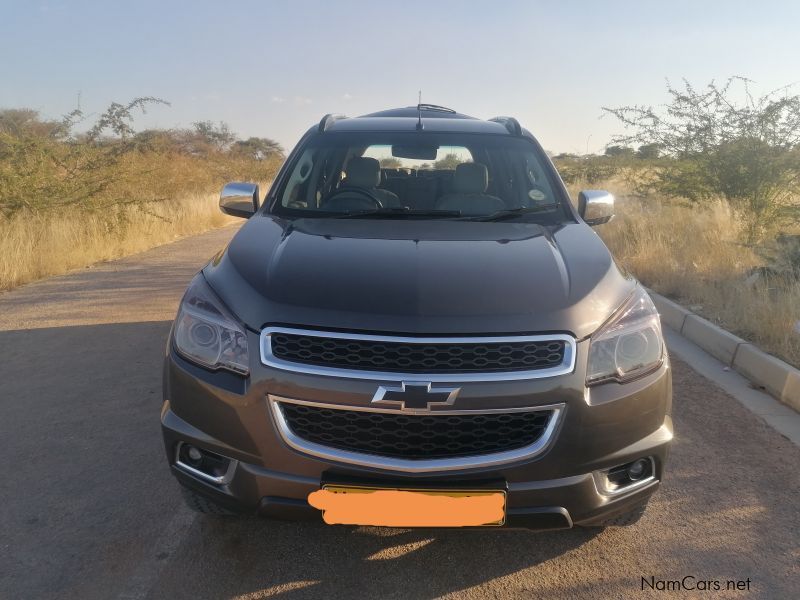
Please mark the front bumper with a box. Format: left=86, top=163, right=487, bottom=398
left=165, top=407, right=670, bottom=528
left=161, top=333, right=673, bottom=529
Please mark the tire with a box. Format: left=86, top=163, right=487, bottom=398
left=179, top=485, right=237, bottom=516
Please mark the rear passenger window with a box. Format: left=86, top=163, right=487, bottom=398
left=363, top=145, right=472, bottom=171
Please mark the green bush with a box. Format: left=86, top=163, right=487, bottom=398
left=604, top=77, right=800, bottom=243
left=552, top=155, right=620, bottom=185
left=0, top=99, right=283, bottom=221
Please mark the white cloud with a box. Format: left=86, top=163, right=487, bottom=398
left=271, top=96, right=286, bottom=103
left=293, top=96, right=313, bottom=106
left=342, top=93, right=354, bottom=101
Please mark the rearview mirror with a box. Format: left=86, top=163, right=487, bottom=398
left=578, top=190, right=614, bottom=226
left=392, top=144, right=439, bottom=160
left=220, top=182, right=260, bottom=218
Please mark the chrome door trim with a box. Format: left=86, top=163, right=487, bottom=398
left=260, top=326, right=576, bottom=382
left=268, top=395, right=564, bottom=473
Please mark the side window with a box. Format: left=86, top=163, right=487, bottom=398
left=484, top=147, right=556, bottom=208
left=522, top=151, right=555, bottom=205
left=282, top=149, right=315, bottom=208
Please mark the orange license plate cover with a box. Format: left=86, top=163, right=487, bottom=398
left=308, top=485, right=507, bottom=527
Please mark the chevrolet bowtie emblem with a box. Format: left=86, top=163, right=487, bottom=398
left=372, top=382, right=461, bottom=411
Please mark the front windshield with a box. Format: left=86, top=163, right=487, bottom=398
left=274, top=132, right=568, bottom=220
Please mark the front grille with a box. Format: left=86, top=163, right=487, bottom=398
left=269, top=332, right=566, bottom=374
left=280, top=403, right=553, bottom=459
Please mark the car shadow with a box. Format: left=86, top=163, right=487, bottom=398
left=160, top=515, right=604, bottom=599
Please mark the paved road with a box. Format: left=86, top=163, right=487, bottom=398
left=1, top=225, right=798, bottom=599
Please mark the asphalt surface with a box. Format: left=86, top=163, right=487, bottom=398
left=1, top=224, right=798, bottom=599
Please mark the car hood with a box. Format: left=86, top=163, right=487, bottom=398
left=203, top=215, right=634, bottom=339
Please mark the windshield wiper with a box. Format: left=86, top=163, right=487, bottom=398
left=334, top=207, right=462, bottom=219
left=458, top=204, right=560, bottom=222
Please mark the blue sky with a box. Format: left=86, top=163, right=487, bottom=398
left=2, top=0, right=799, bottom=153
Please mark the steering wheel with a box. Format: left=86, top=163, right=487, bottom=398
left=323, top=187, right=383, bottom=211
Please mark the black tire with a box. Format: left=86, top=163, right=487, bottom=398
left=179, top=486, right=237, bottom=516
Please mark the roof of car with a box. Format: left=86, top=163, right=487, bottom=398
left=317, top=106, right=531, bottom=137
left=361, top=106, right=474, bottom=119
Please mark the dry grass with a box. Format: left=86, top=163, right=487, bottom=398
left=580, top=178, right=800, bottom=368
left=0, top=193, right=234, bottom=291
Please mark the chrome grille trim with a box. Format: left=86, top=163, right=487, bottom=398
left=268, top=394, right=565, bottom=472
left=260, top=327, right=576, bottom=382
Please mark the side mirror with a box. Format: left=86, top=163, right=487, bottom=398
left=220, top=182, right=260, bottom=218
left=578, top=190, right=615, bottom=226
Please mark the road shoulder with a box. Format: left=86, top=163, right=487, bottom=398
left=664, top=327, right=800, bottom=447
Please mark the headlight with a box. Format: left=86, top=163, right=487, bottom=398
left=586, top=287, right=664, bottom=385
left=173, top=275, right=249, bottom=375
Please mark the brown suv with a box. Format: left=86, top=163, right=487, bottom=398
left=161, top=105, right=672, bottom=529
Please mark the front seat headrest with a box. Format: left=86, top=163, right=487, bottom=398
left=452, top=163, right=489, bottom=194
left=346, top=157, right=381, bottom=188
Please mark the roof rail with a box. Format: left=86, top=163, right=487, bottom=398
left=489, top=116, right=522, bottom=136
left=417, top=103, right=456, bottom=114
left=318, top=113, right=346, bottom=133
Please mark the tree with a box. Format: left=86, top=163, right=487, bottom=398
left=192, top=120, right=236, bottom=151
left=379, top=157, right=402, bottom=169
left=552, top=155, right=619, bottom=185
left=0, top=99, right=284, bottom=221
left=604, top=145, right=634, bottom=157
left=636, top=143, right=661, bottom=159
left=0, top=97, right=171, bottom=217
left=233, top=137, right=284, bottom=160
left=604, top=77, right=800, bottom=242
left=0, top=109, right=63, bottom=138
left=87, top=97, right=169, bottom=141
left=433, top=153, right=464, bottom=170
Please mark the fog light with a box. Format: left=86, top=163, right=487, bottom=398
left=175, top=443, right=236, bottom=485
left=187, top=445, right=203, bottom=464
left=627, top=458, right=649, bottom=481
